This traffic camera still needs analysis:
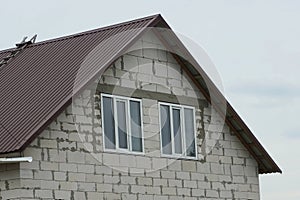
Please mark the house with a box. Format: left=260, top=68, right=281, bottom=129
left=0, top=14, right=281, bottom=200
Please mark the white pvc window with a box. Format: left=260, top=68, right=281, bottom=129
left=159, top=102, right=197, bottom=158
left=101, top=94, right=144, bottom=153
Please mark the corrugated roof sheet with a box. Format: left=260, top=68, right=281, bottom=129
left=0, top=14, right=281, bottom=174
left=0, top=14, right=159, bottom=153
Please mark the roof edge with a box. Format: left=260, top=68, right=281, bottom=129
left=149, top=23, right=282, bottom=174
left=0, top=14, right=162, bottom=54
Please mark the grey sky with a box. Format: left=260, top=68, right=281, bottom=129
left=1, top=1, right=299, bottom=199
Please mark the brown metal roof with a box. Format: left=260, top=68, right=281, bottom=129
left=0, top=14, right=159, bottom=153
left=0, top=14, right=281, bottom=174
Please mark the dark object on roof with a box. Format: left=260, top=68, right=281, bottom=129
left=0, top=35, right=37, bottom=69
left=0, top=14, right=281, bottom=174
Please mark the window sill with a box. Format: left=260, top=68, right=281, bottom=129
left=161, top=153, right=204, bottom=161
left=103, top=148, right=145, bottom=156
left=102, top=149, right=205, bottom=161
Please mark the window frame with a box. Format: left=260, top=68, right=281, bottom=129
left=101, top=93, right=144, bottom=155
left=158, top=102, right=198, bottom=160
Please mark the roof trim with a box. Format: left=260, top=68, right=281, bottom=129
left=0, top=14, right=161, bottom=54
left=149, top=23, right=281, bottom=173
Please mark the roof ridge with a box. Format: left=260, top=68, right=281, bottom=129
left=0, top=14, right=161, bottom=54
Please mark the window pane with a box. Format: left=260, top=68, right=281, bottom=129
left=172, top=108, right=182, bottom=154
left=160, top=105, right=172, bottom=154
left=103, top=96, right=115, bottom=149
left=184, top=108, right=196, bottom=157
left=117, top=100, right=128, bottom=149
left=130, top=101, right=142, bottom=152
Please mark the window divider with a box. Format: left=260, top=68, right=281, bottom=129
left=170, top=106, right=175, bottom=155
left=181, top=107, right=186, bottom=157
left=127, top=99, right=132, bottom=152
left=140, top=101, right=145, bottom=154
left=113, top=97, right=119, bottom=150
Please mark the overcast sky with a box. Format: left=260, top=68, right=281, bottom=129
left=1, top=1, right=299, bottom=199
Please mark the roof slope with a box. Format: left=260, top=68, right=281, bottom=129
left=0, top=14, right=158, bottom=153
left=0, top=14, right=281, bottom=174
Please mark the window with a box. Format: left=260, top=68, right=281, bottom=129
left=101, top=94, right=143, bottom=153
left=159, top=102, right=197, bottom=158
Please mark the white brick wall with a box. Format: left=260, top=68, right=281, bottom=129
left=0, top=31, right=260, bottom=200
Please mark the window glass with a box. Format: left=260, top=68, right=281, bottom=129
left=184, top=108, right=196, bottom=157
left=103, top=96, right=115, bottom=149
left=117, top=100, right=128, bottom=149
left=102, top=94, right=143, bottom=153
left=159, top=103, right=196, bottom=158
left=172, top=108, right=182, bottom=154
left=160, top=105, right=172, bottom=154
left=130, top=101, right=142, bottom=152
